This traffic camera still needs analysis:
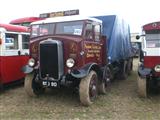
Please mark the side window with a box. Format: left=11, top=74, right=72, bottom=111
left=94, top=25, right=101, bottom=41
left=22, top=34, right=29, bottom=49
left=85, top=24, right=93, bottom=40
left=5, top=33, right=18, bottom=50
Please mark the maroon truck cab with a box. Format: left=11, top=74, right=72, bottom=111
left=137, top=21, right=160, bottom=97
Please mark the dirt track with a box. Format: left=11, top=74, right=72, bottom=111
left=1, top=58, right=160, bottom=120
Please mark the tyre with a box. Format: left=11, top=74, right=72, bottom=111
left=98, top=81, right=106, bottom=94
left=79, top=71, right=98, bottom=106
left=127, top=58, right=133, bottom=75
left=119, top=61, right=128, bottom=80
left=98, top=67, right=111, bottom=94
left=137, top=75, right=147, bottom=97
left=0, top=82, right=4, bottom=92
left=147, top=77, right=157, bottom=94
left=24, top=73, right=45, bottom=97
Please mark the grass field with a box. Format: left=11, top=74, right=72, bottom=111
left=1, top=58, right=160, bottom=120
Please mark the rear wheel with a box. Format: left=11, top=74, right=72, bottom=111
left=98, top=81, right=106, bottom=94
left=98, top=67, right=111, bottom=94
left=24, top=73, right=45, bottom=97
left=127, top=58, right=133, bottom=75
left=79, top=71, right=98, bottom=106
left=119, top=61, right=128, bottom=80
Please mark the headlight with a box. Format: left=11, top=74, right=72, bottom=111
left=154, top=65, right=160, bottom=72
left=28, top=58, right=35, bottom=67
left=66, top=58, right=75, bottom=68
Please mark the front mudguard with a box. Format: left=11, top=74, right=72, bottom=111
left=71, top=63, right=101, bottom=79
left=138, top=66, right=151, bottom=78
left=21, top=65, right=33, bottom=74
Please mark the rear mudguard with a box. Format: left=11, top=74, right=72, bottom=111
left=71, top=63, right=102, bottom=79
left=138, top=66, right=151, bottom=78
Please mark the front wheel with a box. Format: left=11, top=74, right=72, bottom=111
left=79, top=71, right=98, bottom=106
left=24, top=73, right=45, bottom=97
left=137, top=75, right=147, bottom=97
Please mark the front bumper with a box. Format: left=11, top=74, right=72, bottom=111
left=138, top=66, right=151, bottom=78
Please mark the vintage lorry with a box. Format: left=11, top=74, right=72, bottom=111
left=0, top=23, right=29, bottom=89
left=23, top=15, right=133, bottom=106
left=137, top=21, right=160, bottom=97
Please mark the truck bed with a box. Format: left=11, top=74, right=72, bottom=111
left=94, top=15, right=133, bottom=63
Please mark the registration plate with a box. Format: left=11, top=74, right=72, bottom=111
left=42, top=81, right=58, bottom=87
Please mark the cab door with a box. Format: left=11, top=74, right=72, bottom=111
left=19, top=33, right=29, bottom=56
left=83, top=23, right=103, bottom=65
left=18, top=33, right=30, bottom=76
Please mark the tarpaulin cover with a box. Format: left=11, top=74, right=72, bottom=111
left=94, top=15, right=133, bottom=63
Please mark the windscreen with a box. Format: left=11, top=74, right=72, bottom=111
left=146, top=34, right=160, bottom=48
left=5, top=33, right=18, bottom=50
left=56, top=21, right=83, bottom=35
left=31, top=21, right=83, bottom=38
left=31, top=23, right=55, bottom=38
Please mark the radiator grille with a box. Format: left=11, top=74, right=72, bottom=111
left=39, top=40, right=63, bottom=80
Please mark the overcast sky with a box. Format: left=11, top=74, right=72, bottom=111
left=0, top=0, right=160, bottom=33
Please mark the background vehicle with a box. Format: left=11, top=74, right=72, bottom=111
left=137, top=21, right=160, bottom=97
left=10, top=17, right=44, bottom=27
left=0, top=23, right=29, bottom=88
left=23, top=15, right=133, bottom=106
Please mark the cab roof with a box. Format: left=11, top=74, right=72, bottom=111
left=31, top=15, right=102, bottom=25
left=143, top=21, right=160, bottom=31
left=0, top=23, right=29, bottom=32
left=10, top=17, right=44, bottom=24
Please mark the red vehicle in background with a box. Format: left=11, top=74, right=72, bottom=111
left=137, top=21, right=160, bottom=97
left=0, top=24, right=29, bottom=88
left=10, top=17, right=44, bottom=27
